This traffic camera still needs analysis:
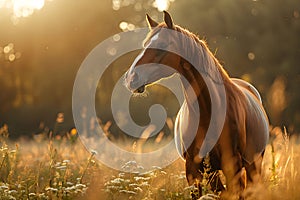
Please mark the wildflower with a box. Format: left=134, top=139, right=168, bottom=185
left=119, top=190, right=137, bottom=195
left=65, top=186, right=76, bottom=191
left=152, top=166, right=162, bottom=170
left=91, top=149, right=98, bottom=155
left=110, top=178, right=124, bottom=184
left=8, top=190, right=17, bottom=195
left=66, top=182, right=73, bottom=186
left=160, top=170, right=167, bottom=175
left=118, top=172, right=125, bottom=177
left=129, top=183, right=139, bottom=187
left=124, top=160, right=137, bottom=167
left=70, top=128, right=77, bottom=136
left=134, top=187, right=143, bottom=192
left=134, top=176, right=150, bottom=181
left=0, top=185, right=9, bottom=189
left=38, top=193, right=46, bottom=198
left=137, top=165, right=144, bottom=170
left=199, top=194, right=220, bottom=200
left=29, top=193, right=36, bottom=197
left=46, top=187, right=58, bottom=192
left=75, top=183, right=87, bottom=188
left=56, top=165, right=67, bottom=170
left=140, top=181, right=150, bottom=186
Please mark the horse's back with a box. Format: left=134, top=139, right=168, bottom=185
left=232, top=78, right=262, bottom=103
left=233, top=79, right=269, bottom=163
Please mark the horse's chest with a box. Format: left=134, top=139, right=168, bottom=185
left=174, top=101, right=199, bottom=159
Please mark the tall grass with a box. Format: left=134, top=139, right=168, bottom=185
left=0, top=124, right=299, bottom=200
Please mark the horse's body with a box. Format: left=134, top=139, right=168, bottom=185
left=124, top=11, right=269, bottom=198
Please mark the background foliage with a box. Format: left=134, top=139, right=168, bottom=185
left=0, top=0, right=299, bottom=137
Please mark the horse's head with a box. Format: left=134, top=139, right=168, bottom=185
left=124, top=11, right=181, bottom=93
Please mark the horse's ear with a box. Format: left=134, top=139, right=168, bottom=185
left=163, top=11, right=174, bottom=29
left=146, top=14, right=159, bottom=29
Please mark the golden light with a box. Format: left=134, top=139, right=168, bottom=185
left=119, top=21, right=128, bottom=30
left=0, top=0, right=47, bottom=18
left=3, top=46, right=11, bottom=54
left=119, top=21, right=135, bottom=32
left=13, top=0, right=44, bottom=17
left=8, top=54, right=16, bottom=62
left=248, top=52, right=255, bottom=60
left=1, top=43, right=21, bottom=62
left=153, top=0, right=173, bottom=12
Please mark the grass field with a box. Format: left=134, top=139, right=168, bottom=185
left=0, top=124, right=299, bottom=200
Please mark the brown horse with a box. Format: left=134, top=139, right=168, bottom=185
left=124, top=11, right=269, bottom=198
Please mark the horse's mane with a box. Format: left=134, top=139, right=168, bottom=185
left=171, top=25, right=249, bottom=135
left=144, top=23, right=232, bottom=84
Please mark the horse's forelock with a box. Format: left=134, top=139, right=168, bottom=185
left=143, top=23, right=166, bottom=47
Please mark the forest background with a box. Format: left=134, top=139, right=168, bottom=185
left=0, top=0, right=299, bottom=138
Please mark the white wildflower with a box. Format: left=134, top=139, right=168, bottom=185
left=134, top=187, right=143, bottom=192
left=119, top=190, right=137, bottom=195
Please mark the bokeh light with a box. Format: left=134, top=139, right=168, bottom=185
left=13, top=0, right=45, bottom=17
left=0, top=0, right=52, bottom=23
left=112, top=0, right=175, bottom=12
left=153, top=0, right=174, bottom=11
left=8, top=54, right=16, bottom=62
left=112, top=0, right=121, bottom=10
left=0, top=43, right=21, bottom=62
left=119, top=21, right=136, bottom=31
left=248, top=52, right=255, bottom=60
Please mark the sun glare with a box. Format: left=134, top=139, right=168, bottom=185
left=0, top=0, right=47, bottom=18
left=153, top=0, right=173, bottom=12
left=13, top=0, right=45, bottom=17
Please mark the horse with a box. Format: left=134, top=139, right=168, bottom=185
left=124, top=11, right=269, bottom=198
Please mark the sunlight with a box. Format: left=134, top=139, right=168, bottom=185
left=13, top=0, right=44, bottom=17
left=0, top=0, right=46, bottom=18
left=153, top=0, right=173, bottom=12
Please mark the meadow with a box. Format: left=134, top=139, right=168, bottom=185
left=0, top=124, right=299, bottom=200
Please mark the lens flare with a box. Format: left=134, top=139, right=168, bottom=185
left=13, top=0, right=44, bottom=17
left=153, top=0, right=171, bottom=12
left=0, top=0, right=47, bottom=18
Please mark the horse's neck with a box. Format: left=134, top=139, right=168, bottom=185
left=177, top=36, right=229, bottom=118
left=180, top=65, right=211, bottom=117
